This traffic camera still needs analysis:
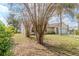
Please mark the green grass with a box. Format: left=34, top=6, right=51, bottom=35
left=44, top=35, right=79, bottom=55
left=12, top=34, right=79, bottom=56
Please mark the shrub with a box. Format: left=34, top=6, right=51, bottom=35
left=0, top=21, right=13, bottom=56
left=6, top=25, right=17, bottom=36
left=47, top=31, right=56, bottom=34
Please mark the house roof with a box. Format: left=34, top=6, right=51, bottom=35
left=47, top=23, right=60, bottom=28
left=47, top=22, right=67, bottom=28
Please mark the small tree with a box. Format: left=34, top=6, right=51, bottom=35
left=24, top=3, right=55, bottom=44
left=22, top=11, right=31, bottom=37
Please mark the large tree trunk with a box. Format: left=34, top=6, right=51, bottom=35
left=26, top=32, right=30, bottom=37
left=25, top=27, right=30, bottom=37
left=36, top=33, right=43, bottom=45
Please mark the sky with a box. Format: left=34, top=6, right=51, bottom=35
left=0, top=4, right=9, bottom=25
left=0, top=4, right=78, bottom=29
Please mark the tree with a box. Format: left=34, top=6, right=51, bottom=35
left=21, top=10, right=31, bottom=37
left=55, top=3, right=75, bottom=35
left=7, top=14, right=19, bottom=32
left=24, top=3, right=55, bottom=44
left=76, top=14, right=79, bottom=30
left=7, top=3, right=23, bottom=33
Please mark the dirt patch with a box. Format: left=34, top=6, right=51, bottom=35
left=12, top=34, right=54, bottom=56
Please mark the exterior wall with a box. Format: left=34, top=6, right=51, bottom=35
left=46, top=27, right=59, bottom=34
left=47, top=23, right=68, bottom=35
left=46, top=27, right=56, bottom=34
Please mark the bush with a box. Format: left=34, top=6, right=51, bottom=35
left=6, top=25, right=17, bottom=36
left=47, top=31, right=56, bottom=34
left=0, top=22, right=13, bottom=56
left=46, top=28, right=56, bottom=34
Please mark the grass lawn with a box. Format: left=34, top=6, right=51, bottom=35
left=12, top=34, right=79, bottom=56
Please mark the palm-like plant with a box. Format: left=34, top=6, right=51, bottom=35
left=55, top=3, right=75, bottom=35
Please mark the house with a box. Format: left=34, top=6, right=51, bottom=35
left=20, top=22, right=69, bottom=35
left=46, top=23, right=69, bottom=34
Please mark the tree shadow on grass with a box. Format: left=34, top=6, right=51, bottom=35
left=43, top=42, right=79, bottom=56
